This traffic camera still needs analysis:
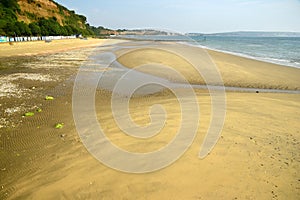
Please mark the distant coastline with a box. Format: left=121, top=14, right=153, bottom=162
left=187, top=31, right=300, bottom=37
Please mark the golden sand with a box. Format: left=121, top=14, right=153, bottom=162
left=0, top=38, right=123, bottom=57
left=0, top=41, right=299, bottom=199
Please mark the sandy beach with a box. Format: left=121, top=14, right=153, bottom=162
left=0, top=38, right=122, bottom=58
left=0, top=40, right=299, bottom=199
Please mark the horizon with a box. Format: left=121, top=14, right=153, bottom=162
left=123, top=30, right=300, bottom=34
left=54, top=0, right=300, bottom=34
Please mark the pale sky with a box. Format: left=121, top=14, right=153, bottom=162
left=54, top=0, right=300, bottom=33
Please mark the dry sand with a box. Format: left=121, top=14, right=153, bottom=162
left=0, top=38, right=123, bottom=58
left=0, top=41, right=299, bottom=199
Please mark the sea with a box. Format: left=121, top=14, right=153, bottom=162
left=119, top=34, right=300, bottom=69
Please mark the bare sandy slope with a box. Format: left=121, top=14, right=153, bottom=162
left=117, top=43, right=300, bottom=90
left=0, top=41, right=299, bottom=199
left=0, top=38, right=123, bottom=57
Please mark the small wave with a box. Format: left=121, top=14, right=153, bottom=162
left=290, top=58, right=300, bottom=64
left=246, top=44, right=263, bottom=47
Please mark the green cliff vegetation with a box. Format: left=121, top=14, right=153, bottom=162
left=0, top=0, right=114, bottom=37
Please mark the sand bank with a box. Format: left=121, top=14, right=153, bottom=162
left=117, top=42, right=300, bottom=90
left=0, top=41, right=299, bottom=199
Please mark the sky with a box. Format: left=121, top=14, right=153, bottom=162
left=54, top=0, right=300, bottom=33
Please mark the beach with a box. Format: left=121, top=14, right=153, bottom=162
left=0, top=39, right=299, bottom=199
left=0, top=38, right=122, bottom=58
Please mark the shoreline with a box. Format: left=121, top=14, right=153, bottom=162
left=116, top=37, right=300, bottom=69
left=193, top=43, right=300, bottom=70
left=1, top=36, right=298, bottom=70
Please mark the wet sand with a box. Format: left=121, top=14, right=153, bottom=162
left=117, top=43, right=300, bottom=90
left=0, top=41, right=299, bottom=199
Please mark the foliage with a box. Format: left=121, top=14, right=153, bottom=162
left=88, top=25, right=116, bottom=36
left=0, top=0, right=20, bottom=12
left=29, top=22, right=41, bottom=36
left=0, top=0, right=93, bottom=36
left=0, top=0, right=116, bottom=37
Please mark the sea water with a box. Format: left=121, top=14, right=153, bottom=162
left=190, top=36, right=300, bottom=69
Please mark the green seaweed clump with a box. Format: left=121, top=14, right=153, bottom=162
left=55, top=123, right=64, bottom=129
left=45, top=96, right=54, bottom=100
left=24, top=112, right=34, bottom=117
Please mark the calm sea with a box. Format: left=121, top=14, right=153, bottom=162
left=120, top=35, right=300, bottom=68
